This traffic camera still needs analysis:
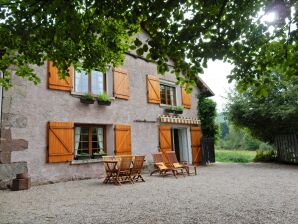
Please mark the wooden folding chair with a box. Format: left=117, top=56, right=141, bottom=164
left=116, top=156, right=134, bottom=184
left=102, top=156, right=119, bottom=184
left=131, top=155, right=146, bottom=182
left=150, top=152, right=178, bottom=178
left=165, top=151, right=189, bottom=176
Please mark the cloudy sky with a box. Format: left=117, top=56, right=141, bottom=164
left=199, top=60, right=234, bottom=112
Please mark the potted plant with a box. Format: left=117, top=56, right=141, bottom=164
left=80, top=94, right=95, bottom=104
left=165, top=106, right=184, bottom=114
left=165, top=106, right=176, bottom=114
left=174, top=106, right=184, bottom=114
left=92, top=151, right=106, bottom=159
left=97, top=92, right=111, bottom=106
left=75, top=153, right=90, bottom=160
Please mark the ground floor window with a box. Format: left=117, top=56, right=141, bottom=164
left=74, top=125, right=106, bottom=159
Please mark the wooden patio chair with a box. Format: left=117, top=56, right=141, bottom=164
left=150, top=152, right=178, bottom=178
left=165, top=151, right=189, bottom=176
left=102, top=156, right=117, bottom=184
left=116, top=155, right=134, bottom=184
left=131, top=155, right=146, bottom=182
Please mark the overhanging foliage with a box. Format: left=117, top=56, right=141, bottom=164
left=0, top=0, right=297, bottom=91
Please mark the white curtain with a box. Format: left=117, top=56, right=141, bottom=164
left=75, top=127, right=81, bottom=155
left=97, top=128, right=104, bottom=153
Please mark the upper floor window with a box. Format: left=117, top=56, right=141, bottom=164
left=74, top=69, right=105, bottom=95
left=160, top=84, right=176, bottom=106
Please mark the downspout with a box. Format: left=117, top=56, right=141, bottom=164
left=0, top=71, right=3, bottom=138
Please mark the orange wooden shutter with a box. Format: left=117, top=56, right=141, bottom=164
left=48, top=61, right=73, bottom=91
left=191, top=127, right=202, bottom=165
left=114, top=124, right=132, bottom=155
left=181, top=87, right=191, bottom=109
left=113, top=67, right=129, bottom=99
left=147, top=75, right=161, bottom=104
left=48, top=122, right=74, bottom=163
left=159, top=126, right=172, bottom=163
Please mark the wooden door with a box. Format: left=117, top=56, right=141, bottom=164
left=191, top=127, right=202, bottom=165
left=159, top=126, right=172, bottom=162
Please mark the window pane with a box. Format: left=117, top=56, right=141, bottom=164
left=75, top=70, right=88, bottom=93
left=91, top=71, right=104, bottom=95
left=160, top=85, right=166, bottom=104
left=92, top=141, right=98, bottom=149
left=81, top=127, right=89, bottom=135
left=169, top=87, right=174, bottom=105
left=81, top=142, right=89, bottom=150
left=166, top=87, right=171, bottom=105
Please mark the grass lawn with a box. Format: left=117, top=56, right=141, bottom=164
left=215, top=150, right=256, bottom=163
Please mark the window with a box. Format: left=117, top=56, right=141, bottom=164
left=160, top=84, right=176, bottom=106
left=74, top=69, right=106, bottom=95
left=74, top=125, right=106, bottom=159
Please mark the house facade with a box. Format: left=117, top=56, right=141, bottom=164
left=0, top=33, right=213, bottom=187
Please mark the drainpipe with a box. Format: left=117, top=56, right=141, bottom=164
left=0, top=71, right=3, bottom=139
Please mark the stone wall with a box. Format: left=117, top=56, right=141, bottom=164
left=0, top=53, right=200, bottom=186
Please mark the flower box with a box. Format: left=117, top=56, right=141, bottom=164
left=97, top=100, right=111, bottom=106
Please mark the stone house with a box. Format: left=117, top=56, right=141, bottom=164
left=0, top=33, right=213, bottom=188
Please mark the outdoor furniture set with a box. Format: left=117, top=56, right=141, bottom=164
left=150, top=151, right=197, bottom=178
left=103, top=155, right=146, bottom=185
left=102, top=152, right=197, bottom=185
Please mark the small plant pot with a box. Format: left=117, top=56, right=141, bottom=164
left=165, top=109, right=175, bottom=114
left=174, top=110, right=183, bottom=114
left=97, top=100, right=111, bottom=106
left=92, top=154, right=104, bottom=159
left=80, top=98, right=95, bottom=104
left=75, top=154, right=90, bottom=160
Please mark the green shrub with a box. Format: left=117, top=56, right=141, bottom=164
left=254, top=148, right=276, bottom=162
left=259, top=142, right=274, bottom=151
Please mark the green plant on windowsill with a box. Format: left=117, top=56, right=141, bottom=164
left=97, top=92, right=111, bottom=106
left=165, top=105, right=184, bottom=114
left=175, top=106, right=184, bottom=114
left=92, top=151, right=106, bottom=159
left=80, top=94, right=95, bottom=104
left=75, top=153, right=90, bottom=160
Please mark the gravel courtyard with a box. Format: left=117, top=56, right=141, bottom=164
left=0, top=163, right=297, bottom=224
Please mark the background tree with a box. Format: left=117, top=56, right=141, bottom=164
left=198, top=94, right=218, bottom=139
left=0, top=0, right=297, bottom=91
left=220, top=122, right=229, bottom=139
left=225, top=74, right=298, bottom=143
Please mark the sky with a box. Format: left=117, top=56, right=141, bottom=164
left=199, top=60, right=234, bottom=112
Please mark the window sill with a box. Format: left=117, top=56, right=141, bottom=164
left=160, top=104, right=177, bottom=108
left=70, top=158, right=103, bottom=165
left=70, top=92, right=115, bottom=101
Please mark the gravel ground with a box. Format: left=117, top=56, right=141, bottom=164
left=0, top=163, right=298, bottom=224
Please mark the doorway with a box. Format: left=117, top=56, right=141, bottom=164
left=171, top=127, right=192, bottom=164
